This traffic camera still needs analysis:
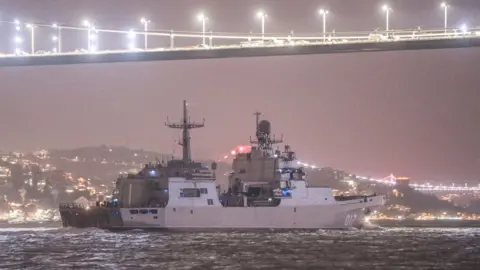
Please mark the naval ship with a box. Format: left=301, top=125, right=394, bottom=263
left=59, top=100, right=385, bottom=230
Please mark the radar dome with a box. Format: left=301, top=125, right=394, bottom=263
left=258, top=120, right=271, bottom=134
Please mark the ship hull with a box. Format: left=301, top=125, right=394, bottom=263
left=61, top=203, right=377, bottom=231
left=122, top=206, right=368, bottom=230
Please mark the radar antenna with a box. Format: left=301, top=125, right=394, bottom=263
left=249, top=112, right=283, bottom=154
left=165, top=100, right=205, bottom=163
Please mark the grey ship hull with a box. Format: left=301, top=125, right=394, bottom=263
left=115, top=201, right=380, bottom=231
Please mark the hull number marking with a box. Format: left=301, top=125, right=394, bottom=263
left=344, top=214, right=357, bottom=227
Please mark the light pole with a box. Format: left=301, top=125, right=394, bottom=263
left=257, top=11, right=267, bottom=41
left=319, top=9, right=329, bottom=43
left=140, top=18, right=151, bottom=50
left=26, top=24, right=36, bottom=54
left=382, top=5, right=392, bottom=32
left=52, top=23, right=62, bottom=53
left=197, top=13, right=209, bottom=46
left=83, top=20, right=92, bottom=51
left=441, top=2, right=449, bottom=33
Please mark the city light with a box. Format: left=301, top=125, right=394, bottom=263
left=318, top=9, right=329, bottom=42
left=257, top=11, right=267, bottom=41
left=461, top=24, right=468, bottom=34
left=140, top=17, right=151, bottom=49
left=197, top=13, right=209, bottom=46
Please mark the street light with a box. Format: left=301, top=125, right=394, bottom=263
left=197, top=13, right=209, bottom=46
left=382, top=5, right=392, bottom=32
left=26, top=24, right=36, bottom=54
left=257, top=11, right=267, bottom=41
left=318, top=9, right=329, bottom=43
left=140, top=18, right=151, bottom=50
left=441, top=2, right=449, bottom=32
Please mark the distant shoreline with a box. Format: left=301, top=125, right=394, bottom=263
left=372, top=219, right=480, bottom=228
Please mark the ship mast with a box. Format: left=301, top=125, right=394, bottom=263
left=166, top=100, right=204, bottom=163
left=254, top=111, right=261, bottom=136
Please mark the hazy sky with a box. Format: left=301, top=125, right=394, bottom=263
left=1, top=0, right=480, bottom=183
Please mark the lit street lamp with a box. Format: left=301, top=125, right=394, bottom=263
left=382, top=5, right=392, bottom=32
left=140, top=18, right=151, bottom=50
left=441, top=2, right=449, bottom=32
left=257, top=11, right=267, bottom=41
left=197, top=13, right=209, bottom=46
left=318, top=9, right=329, bottom=43
left=26, top=24, right=36, bottom=54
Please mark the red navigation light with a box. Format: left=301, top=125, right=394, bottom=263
left=235, top=145, right=251, bottom=154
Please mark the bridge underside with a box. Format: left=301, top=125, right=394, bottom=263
left=1, top=37, right=480, bottom=67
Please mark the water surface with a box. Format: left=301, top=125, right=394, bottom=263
left=1, top=227, right=479, bottom=269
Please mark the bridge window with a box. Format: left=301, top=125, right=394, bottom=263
left=200, top=188, right=208, bottom=194
left=180, top=188, right=201, bottom=198
left=149, top=209, right=158, bottom=214
left=139, top=209, right=148, bottom=214
left=129, top=209, right=138, bottom=214
left=207, top=199, right=214, bottom=205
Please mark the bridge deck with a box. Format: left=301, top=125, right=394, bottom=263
left=1, top=37, right=480, bottom=67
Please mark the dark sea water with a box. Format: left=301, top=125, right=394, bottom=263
left=0, top=227, right=479, bottom=270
